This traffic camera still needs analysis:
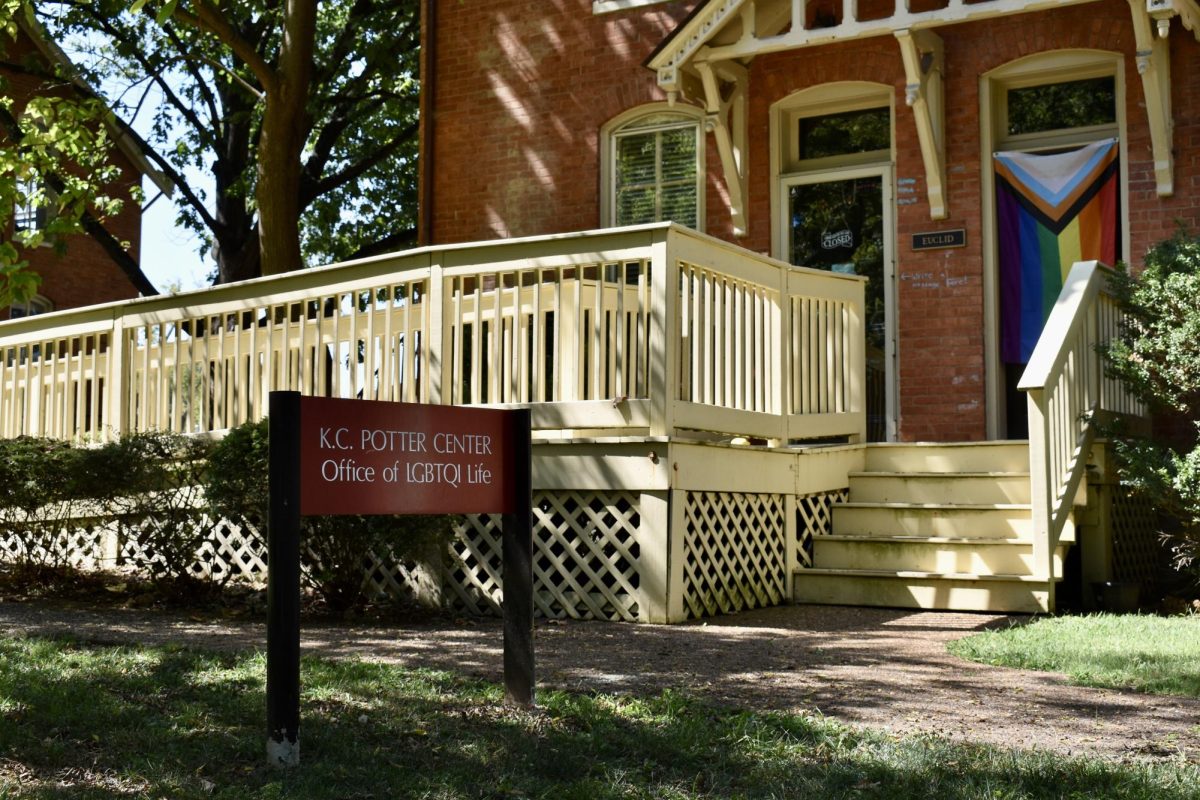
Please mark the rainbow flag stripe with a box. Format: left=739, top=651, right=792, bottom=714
left=995, top=138, right=1119, bottom=363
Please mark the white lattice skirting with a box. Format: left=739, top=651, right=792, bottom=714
left=445, top=490, right=643, bottom=622
left=794, top=488, right=849, bottom=571
left=2, top=486, right=836, bottom=624
left=682, top=491, right=787, bottom=620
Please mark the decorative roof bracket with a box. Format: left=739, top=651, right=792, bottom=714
left=1131, top=0, right=1175, bottom=196
left=896, top=28, right=947, bottom=220
left=696, top=60, right=750, bottom=237
left=1146, top=0, right=1200, bottom=35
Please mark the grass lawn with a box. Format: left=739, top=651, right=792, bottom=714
left=0, top=636, right=1198, bottom=799
left=948, top=613, right=1200, bottom=698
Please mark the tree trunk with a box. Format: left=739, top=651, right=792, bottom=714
left=255, top=1, right=316, bottom=277
left=255, top=98, right=305, bottom=277
left=213, top=85, right=258, bottom=284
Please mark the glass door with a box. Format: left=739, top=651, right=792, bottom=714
left=781, top=167, right=894, bottom=441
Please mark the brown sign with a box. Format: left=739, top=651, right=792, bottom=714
left=298, top=396, right=518, bottom=516
left=912, top=229, right=967, bottom=251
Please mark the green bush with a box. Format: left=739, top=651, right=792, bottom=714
left=206, top=417, right=455, bottom=613
left=85, top=431, right=215, bottom=588
left=0, top=436, right=88, bottom=570
left=1104, top=229, right=1200, bottom=581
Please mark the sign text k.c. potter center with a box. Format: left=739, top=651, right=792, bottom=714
left=298, top=396, right=520, bottom=516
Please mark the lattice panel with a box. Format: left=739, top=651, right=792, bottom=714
left=445, top=490, right=642, bottom=622
left=113, top=515, right=267, bottom=585
left=682, top=491, right=786, bottom=620
left=1111, top=484, right=1166, bottom=586
left=0, top=521, right=109, bottom=569
left=794, top=488, right=849, bottom=570
left=363, top=549, right=438, bottom=604
left=0, top=530, right=21, bottom=564
left=60, top=523, right=110, bottom=570
left=532, top=491, right=640, bottom=620
left=445, top=514, right=505, bottom=614
left=190, top=518, right=268, bottom=583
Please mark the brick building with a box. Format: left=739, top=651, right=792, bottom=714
left=420, top=0, right=1200, bottom=443
left=2, top=15, right=169, bottom=317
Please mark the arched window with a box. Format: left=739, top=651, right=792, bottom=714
left=8, top=294, right=53, bottom=320
left=602, top=104, right=704, bottom=230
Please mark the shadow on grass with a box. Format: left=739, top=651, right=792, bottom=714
left=0, top=635, right=1197, bottom=800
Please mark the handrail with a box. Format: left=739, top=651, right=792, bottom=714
left=1018, top=259, right=1145, bottom=590
left=0, top=224, right=866, bottom=444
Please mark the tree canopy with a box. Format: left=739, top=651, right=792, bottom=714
left=0, top=0, right=144, bottom=305
left=33, top=0, right=421, bottom=284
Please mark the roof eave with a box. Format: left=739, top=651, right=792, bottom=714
left=16, top=9, right=175, bottom=198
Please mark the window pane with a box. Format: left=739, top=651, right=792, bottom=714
left=799, top=107, right=890, bottom=160
left=616, top=133, right=656, bottom=187
left=1007, top=77, right=1115, bottom=136
left=787, top=176, right=885, bottom=351
left=612, top=117, right=699, bottom=228
left=660, top=181, right=697, bottom=228
left=616, top=186, right=656, bottom=226
left=660, top=127, right=696, bottom=182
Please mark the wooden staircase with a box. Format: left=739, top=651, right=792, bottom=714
left=793, top=442, right=1069, bottom=613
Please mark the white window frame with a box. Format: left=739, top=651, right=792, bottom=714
left=771, top=82, right=897, bottom=440
left=601, top=103, right=705, bottom=231
left=979, top=49, right=1128, bottom=439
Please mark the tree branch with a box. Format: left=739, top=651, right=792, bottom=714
left=173, top=0, right=278, bottom=95
left=343, top=227, right=417, bottom=261
left=71, top=5, right=222, bottom=150
left=303, top=120, right=418, bottom=205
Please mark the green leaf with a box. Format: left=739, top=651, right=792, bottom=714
left=154, top=0, right=178, bottom=25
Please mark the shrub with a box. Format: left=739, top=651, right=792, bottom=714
left=84, top=431, right=214, bottom=589
left=206, top=417, right=455, bottom=613
left=1104, top=229, right=1200, bottom=581
left=0, top=436, right=87, bottom=571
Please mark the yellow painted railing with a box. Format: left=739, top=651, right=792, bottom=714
left=0, top=224, right=866, bottom=443
left=1019, top=260, right=1145, bottom=590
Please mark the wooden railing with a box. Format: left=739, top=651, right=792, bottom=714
left=1019, top=260, right=1144, bottom=586
left=0, top=224, right=866, bottom=443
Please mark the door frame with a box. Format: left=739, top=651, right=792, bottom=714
left=978, top=49, right=1129, bottom=440
left=776, top=163, right=898, bottom=441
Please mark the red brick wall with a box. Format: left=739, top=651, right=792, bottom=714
left=423, top=0, right=700, bottom=243
left=426, top=0, right=1200, bottom=441
left=2, top=29, right=144, bottom=313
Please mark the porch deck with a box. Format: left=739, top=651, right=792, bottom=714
left=0, top=225, right=1146, bottom=619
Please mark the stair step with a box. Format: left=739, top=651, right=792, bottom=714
left=833, top=503, right=1032, bottom=539
left=792, top=568, right=1052, bottom=613
left=814, top=535, right=1059, bottom=575
left=864, top=441, right=1029, bottom=473
left=847, top=471, right=1031, bottom=505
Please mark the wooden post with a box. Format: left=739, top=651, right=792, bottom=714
left=502, top=408, right=535, bottom=706
left=267, top=391, right=302, bottom=767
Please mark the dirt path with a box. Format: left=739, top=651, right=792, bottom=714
left=1, top=601, right=1196, bottom=764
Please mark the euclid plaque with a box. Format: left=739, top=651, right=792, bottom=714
left=911, top=229, right=967, bottom=251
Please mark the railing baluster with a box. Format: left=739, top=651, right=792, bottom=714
left=0, top=227, right=875, bottom=444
